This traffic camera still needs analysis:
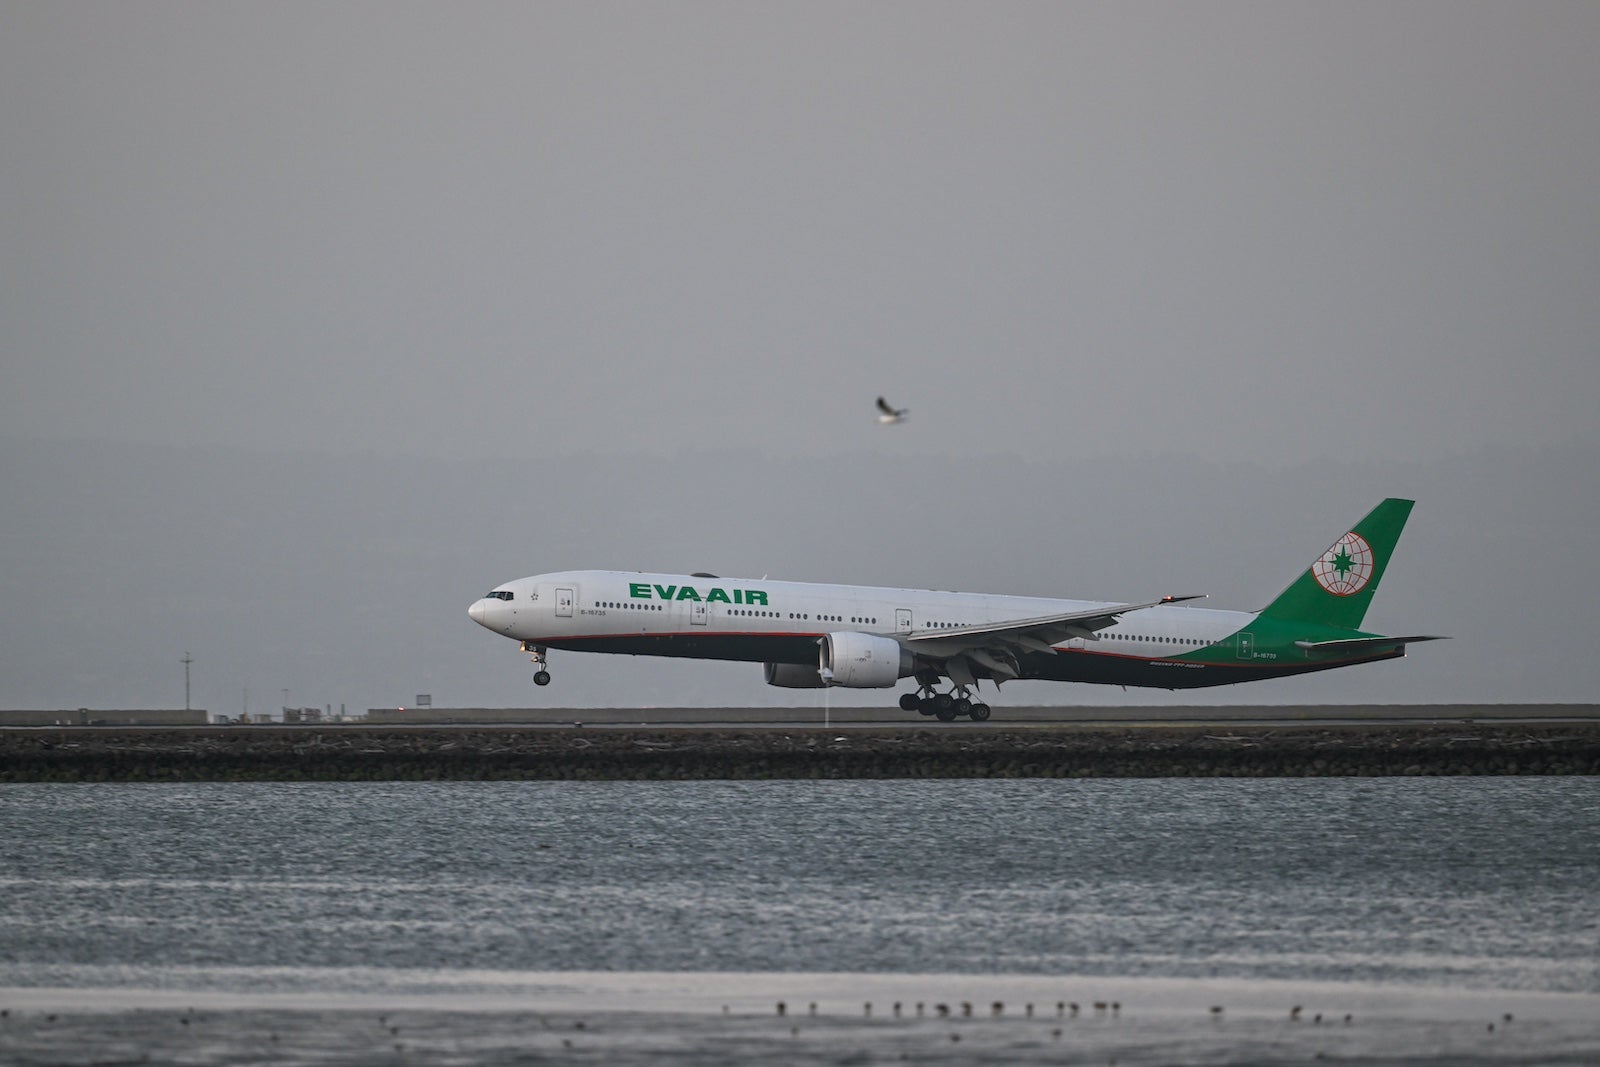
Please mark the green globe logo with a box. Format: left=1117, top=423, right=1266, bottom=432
left=1312, top=532, right=1374, bottom=596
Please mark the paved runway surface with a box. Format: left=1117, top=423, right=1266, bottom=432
left=355, top=703, right=1600, bottom=727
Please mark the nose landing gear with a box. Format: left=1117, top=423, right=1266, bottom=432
left=521, top=642, right=552, bottom=686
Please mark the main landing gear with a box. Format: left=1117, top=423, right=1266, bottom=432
left=522, top=642, right=551, bottom=686
left=899, top=686, right=991, bottom=722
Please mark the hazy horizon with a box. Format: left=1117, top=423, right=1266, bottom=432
left=5, top=434, right=1596, bottom=714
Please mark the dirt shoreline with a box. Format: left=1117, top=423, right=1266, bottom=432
left=3, top=723, right=1598, bottom=781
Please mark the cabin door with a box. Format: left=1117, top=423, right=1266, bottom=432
left=690, top=601, right=708, bottom=626
left=556, top=587, right=575, bottom=618
left=896, top=608, right=913, bottom=634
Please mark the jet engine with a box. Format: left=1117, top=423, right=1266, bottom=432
left=762, top=662, right=827, bottom=689
left=819, top=632, right=914, bottom=688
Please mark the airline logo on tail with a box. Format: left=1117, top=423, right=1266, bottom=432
left=1312, top=531, right=1375, bottom=596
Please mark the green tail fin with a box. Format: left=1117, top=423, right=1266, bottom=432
left=1258, top=498, right=1415, bottom=630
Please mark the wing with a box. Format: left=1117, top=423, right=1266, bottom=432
left=904, top=595, right=1206, bottom=679
left=876, top=396, right=896, bottom=416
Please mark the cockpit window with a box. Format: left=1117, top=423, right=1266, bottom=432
left=484, top=590, right=513, bottom=601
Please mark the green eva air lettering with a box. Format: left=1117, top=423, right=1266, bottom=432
left=628, top=583, right=769, bottom=605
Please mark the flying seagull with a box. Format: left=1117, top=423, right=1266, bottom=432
left=876, top=396, right=908, bottom=424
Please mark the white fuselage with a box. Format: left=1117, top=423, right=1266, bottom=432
left=468, top=569, right=1249, bottom=664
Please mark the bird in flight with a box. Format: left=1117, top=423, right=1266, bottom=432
left=876, top=396, right=909, bottom=424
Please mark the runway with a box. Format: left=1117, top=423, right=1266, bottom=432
left=357, top=702, right=1600, bottom=728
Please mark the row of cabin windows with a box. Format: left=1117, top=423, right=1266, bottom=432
left=1117, top=633, right=1208, bottom=645
left=585, top=600, right=1214, bottom=646
left=735, top=611, right=879, bottom=623
left=591, top=601, right=877, bottom=625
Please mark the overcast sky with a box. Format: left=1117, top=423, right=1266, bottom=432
left=4, top=3, right=1597, bottom=714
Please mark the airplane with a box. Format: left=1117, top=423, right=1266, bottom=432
left=876, top=396, right=908, bottom=424
left=467, top=498, right=1445, bottom=721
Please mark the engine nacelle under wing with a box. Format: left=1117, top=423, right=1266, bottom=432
left=763, top=662, right=827, bottom=689
left=820, top=631, right=914, bottom=688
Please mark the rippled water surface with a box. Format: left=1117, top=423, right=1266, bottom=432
left=2, top=778, right=1597, bottom=993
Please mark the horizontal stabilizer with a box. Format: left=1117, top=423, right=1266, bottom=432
left=1293, top=635, right=1449, bottom=653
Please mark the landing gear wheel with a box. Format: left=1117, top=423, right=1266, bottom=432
left=954, top=697, right=972, bottom=716
left=899, top=692, right=921, bottom=712
left=933, top=694, right=958, bottom=722
left=969, top=702, right=991, bottom=722
left=522, top=643, right=552, bottom=687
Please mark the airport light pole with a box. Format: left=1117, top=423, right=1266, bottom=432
left=181, top=651, right=193, bottom=710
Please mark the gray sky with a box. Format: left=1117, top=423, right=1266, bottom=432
left=4, top=3, right=1597, bottom=713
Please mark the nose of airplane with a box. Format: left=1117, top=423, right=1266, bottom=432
left=468, top=599, right=488, bottom=625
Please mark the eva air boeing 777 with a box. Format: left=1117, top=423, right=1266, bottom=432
left=468, top=498, right=1445, bottom=720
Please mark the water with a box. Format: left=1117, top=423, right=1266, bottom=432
left=3, top=777, right=1596, bottom=995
